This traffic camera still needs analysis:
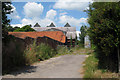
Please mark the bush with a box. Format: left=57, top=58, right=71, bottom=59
left=57, top=45, right=70, bottom=55
left=24, top=41, right=37, bottom=65
left=86, top=2, right=120, bottom=72
left=2, top=35, right=26, bottom=74
left=84, top=52, right=119, bottom=78
left=24, top=41, right=56, bottom=64
left=83, top=53, right=99, bottom=78
left=36, top=43, right=56, bottom=61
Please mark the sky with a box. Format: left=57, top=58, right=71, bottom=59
left=7, top=0, right=93, bottom=31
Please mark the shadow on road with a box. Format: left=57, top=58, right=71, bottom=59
left=8, top=65, right=37, bottom=76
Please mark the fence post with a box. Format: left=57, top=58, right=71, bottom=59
left=0, top=1, right=2, bottom=79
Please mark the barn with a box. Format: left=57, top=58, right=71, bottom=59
left=33, top=22, right=77, bottom=47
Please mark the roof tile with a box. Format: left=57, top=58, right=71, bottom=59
left=9, top=31, right=66, bottom=43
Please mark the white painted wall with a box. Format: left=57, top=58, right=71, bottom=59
left=84, top=35, right=91, bottom=48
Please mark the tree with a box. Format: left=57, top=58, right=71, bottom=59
left=70, top=36, right=73, bottom=48
left=7, top=26, right=14, bottom=32
left=86, top=2, right=120, bottom=72
left=79, top=25, right=87, bottom=46
left=14, top=25, right=35, bottom=32
left=2, top=2, right=12, bottom=36
left=2, top=2, right=13, bottom=43
left=14, top=26, right=20, bottom=30
left=75, top=35, right=78, bottom=46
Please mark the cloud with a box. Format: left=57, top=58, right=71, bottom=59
left=17, top=2, right=56, bottom=27
left=59, top=15, right=88, bottom=27
left=23, top=2, right=44, bottom=18
left=54, top=0, right=93, bottom=11
left=59, top=12, right=68, bottom=16
left=11, top=24, right=24, bottom=28
left=76, top=31, right=81, bottom=37
left=10, top=5, right=20, bottom=19
left=21, top=17, right=55, bottom=27
left=46, top=9, right=57, bottom=19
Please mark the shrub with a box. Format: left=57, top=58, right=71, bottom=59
left=24, top=41, right=37, bottom=65
left=83, top=53, right=99, bottom=78
left=36, top=43, right=56, bottom=61
left=24, top=41, right=56, bottom=64
left=86, top=2, right=120, bottom=72
left=2, top=35, right=26, bottom=74
left=57, top=45, right=70, bottom=55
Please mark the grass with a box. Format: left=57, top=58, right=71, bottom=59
left=83, top=52, right=119, bottom=78
left=24, top=41, right=56, bottom=65
left=56, top=45, right=94, bottom=56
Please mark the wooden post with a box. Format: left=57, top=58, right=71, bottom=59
left=118, top=45, right=120, bottom=73
left=0, top=1, right=2, bottom=79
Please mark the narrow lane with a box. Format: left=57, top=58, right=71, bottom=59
left=3, top=54, right=86, bottom=78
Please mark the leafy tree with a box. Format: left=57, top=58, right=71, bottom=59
left=2, top=2, right=13, bottom=43
left=14, top=26, right=20, bottom=30
left=75, top=35, right=78, bottom=46
left=79, top=25, right=87, bottom=45
left=70, top=36, right=73, bottom=48
left=7, top=26, right=14, bottom=32
left=86, top=2, right=120, bottom=72
left=2, top=2, right=12, bottom=35
left=14, top=25, right=35, bottom=32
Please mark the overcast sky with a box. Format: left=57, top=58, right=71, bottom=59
left=7, top=0, right=93, bottom=31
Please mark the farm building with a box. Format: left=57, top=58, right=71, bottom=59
left=32, top=22, right=77, bottom=47
left=9, top=23, right=77, bottom=48
left=9, top=31, right=66, bottom=49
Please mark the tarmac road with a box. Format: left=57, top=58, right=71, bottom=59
left=3, top=54, right=87, bottom=78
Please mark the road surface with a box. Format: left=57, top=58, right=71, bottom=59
left=3, top=54, right=87, bottom=78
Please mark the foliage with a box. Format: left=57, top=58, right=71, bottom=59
left=75, top=35, right=78, bottom=46
left=14, top=25, right=35, bottom=32
left=7, top=26, right=15, bottom=32
left=56, top=45, right=93, bottom=56
left=70, top=35, right=73, bottom=47
left=24, top=40, right=37, bottom=65
left=24, top=41, right=56, bottom=65
left=14, top=26, right=20, bottom=30
left=36, top=43, right=56, bottom=61
left=7, top=26, right=21, bottom=32
left=56, top=45, right=70, bottom=55
left=83, top=53, right=98, bottom=78
left=2, top=2, right=13, bottom=43
left=2, top=35, right=26, bottom=74
left=79, top=25, right=87, bottom=45
left=83, top=52, right=119, bottom=78
left=86, top=2, right=120, bottom=72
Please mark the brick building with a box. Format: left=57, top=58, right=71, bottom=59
left=32, top=23, right=77, bottom=47
left=9, top=31, right=66, bottom=49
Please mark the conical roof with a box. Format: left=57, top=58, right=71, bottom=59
left=64, top=23, right=71, bottom=27
left=49, top=22, right=56, bottom=27
left=34, top=23, right=41, bottom=27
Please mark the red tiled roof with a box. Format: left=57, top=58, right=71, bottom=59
left=9, top=31, right=66, bottom=43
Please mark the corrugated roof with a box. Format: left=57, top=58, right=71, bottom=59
left=32, top=27, right=76, bottom=39
left=9, top=31, right=66, bottom=43
left=64, top=23, right=71, bottom=27
left=32, top=27, right=76, bottom=32
left=49, top=23, right=56, bottom=27
left=34, top=23, right=41, bottom=27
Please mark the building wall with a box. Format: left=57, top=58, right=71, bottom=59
left=84, top=35, right=91, bottom=48
left=32, top=27, right=76, bottom=32
left=32, top=27, right=77, bottom=39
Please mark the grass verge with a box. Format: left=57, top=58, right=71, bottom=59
left=56, top=45, right=93, bottom=56
left=83, top=52, right=119, bottom=78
